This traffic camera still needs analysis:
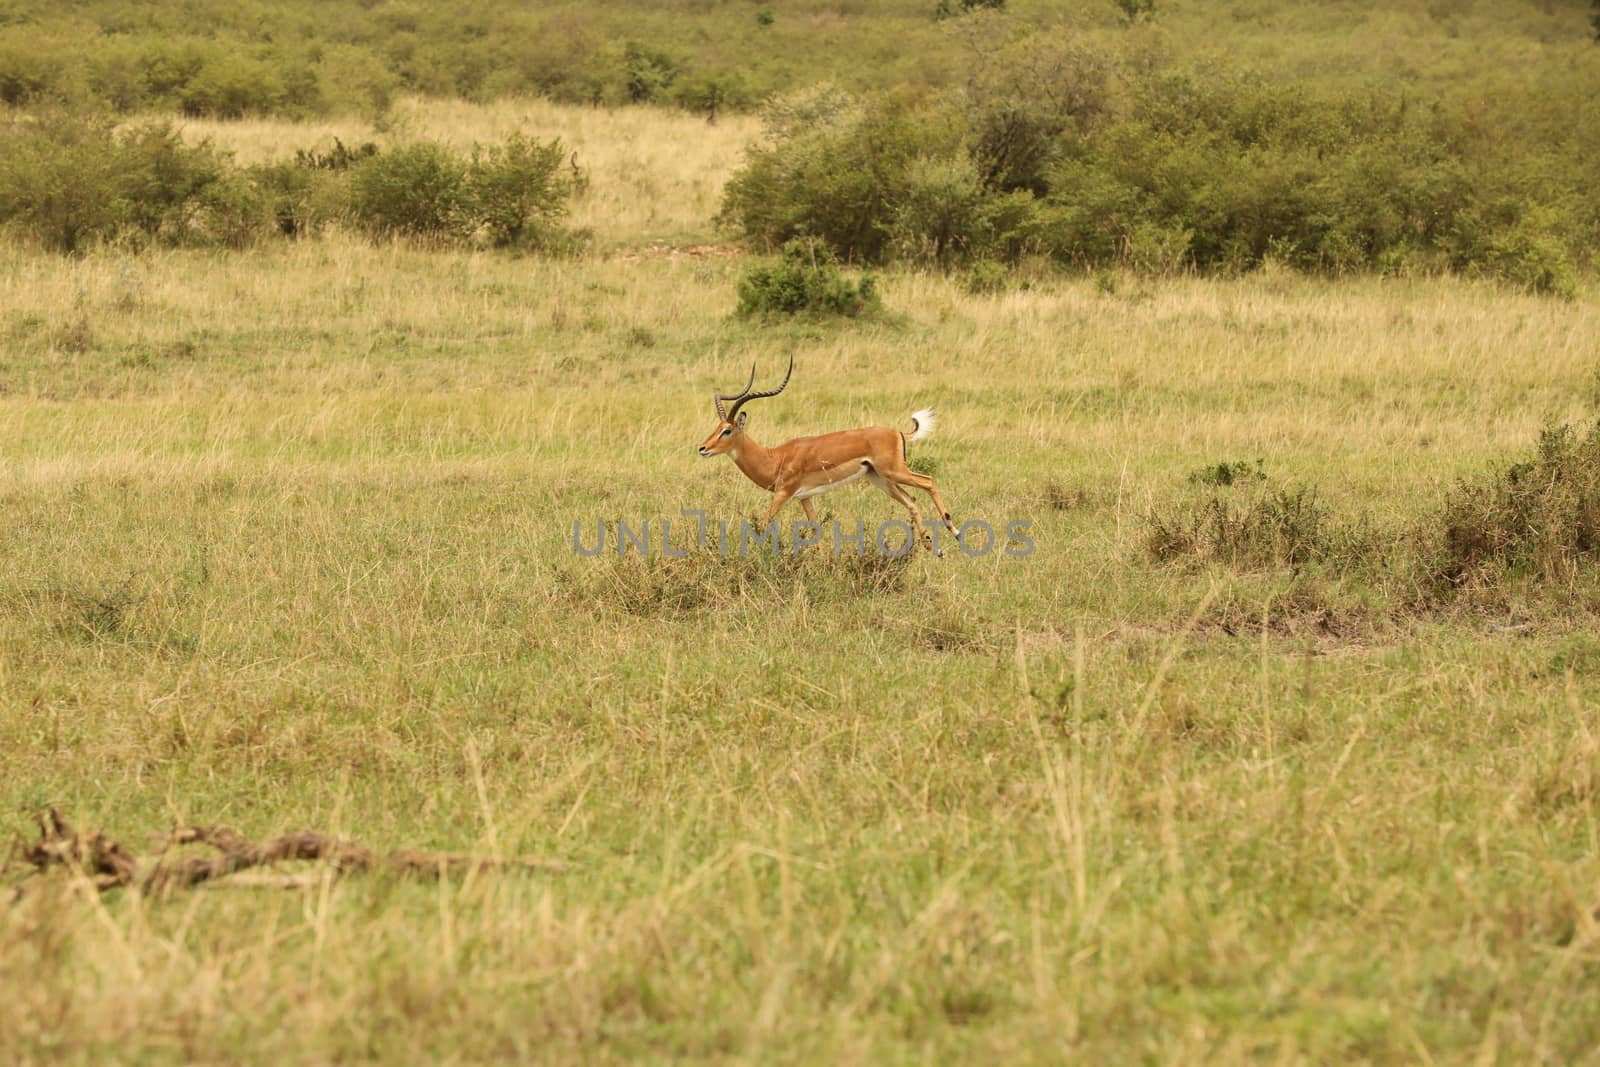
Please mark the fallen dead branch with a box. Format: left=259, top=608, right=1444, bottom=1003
left=5, top=808, right=571, bottom=898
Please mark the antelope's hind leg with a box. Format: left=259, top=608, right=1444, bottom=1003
left=799, top=497, right=824, bottom=551
left=890, top=469, right=956, bottom=536
left=866, top=471, right=938, bottom=555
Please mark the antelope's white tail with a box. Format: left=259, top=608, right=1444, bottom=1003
left=906, top=407, right=936, bottom=443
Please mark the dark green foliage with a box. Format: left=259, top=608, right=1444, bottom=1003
left=0, top=119, right=574, bottom=253
left=719, top=41, right=1598, bottom=290
left=621, top=41, right=682, bottom=104
left=345, top=137, right=572, bottom=245
left=959, top=32, right=1112, bottom=195
left=348, top=143, right=469, bottom=240
left=177, top=54, right=298, bottom=118
left=464, top=134, right=571, bottom=248
left=735, top=238, right=883, bottom=319
left=0, top=39, right=66, bottom=107
left=1190, top=460, right=1267, bottom=487
left=720, top=91, right=954, bottom=264
left=963, top=259, right=1011, bottom=295
left=248, top=161, right=343, bottom=239
left=0, top=115, right=229, bottom=252
left=1428, top=423, right=1600, bottom=589
left=1447, top=204, right=1578, bottom=298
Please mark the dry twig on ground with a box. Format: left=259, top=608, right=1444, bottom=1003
left=5, top=807, right=570, bottom=898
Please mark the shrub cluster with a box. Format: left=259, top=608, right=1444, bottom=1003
left=735, top=237, right=882, bottom=319
left=0, top=114, right=230, bottom=253
left=721, top=39, right=1598, bottom=292
left=0, top=35, right=397, bottom=117
left=1146, top=487, right=1346, bottom=570
left=345, top=136, right=571, bottom=246
left=0, top=117, right=574, bottom=254
left=1428, top=423, right=1600, bottom=590
left=1147, top=423, right=1600, bottom=611
left=0, top=7, right=760, bottom=118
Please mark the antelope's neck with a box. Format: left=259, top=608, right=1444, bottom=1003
left=730, top=436, right=779, bottom=491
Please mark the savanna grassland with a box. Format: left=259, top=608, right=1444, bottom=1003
left=5, top=3, right=1600, bottom=1064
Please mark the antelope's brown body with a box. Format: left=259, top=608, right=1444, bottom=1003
left=697, top=357, right=956, bottom=551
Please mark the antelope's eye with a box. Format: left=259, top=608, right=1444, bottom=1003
left=720, top=428, right=732, bottom=437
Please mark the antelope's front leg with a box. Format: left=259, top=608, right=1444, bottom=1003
left=764, top=489, right=796, bottom=525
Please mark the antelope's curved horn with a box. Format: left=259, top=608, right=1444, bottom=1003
left=725, top=354, right=794, bottom=423
left=714, top=363, right=756, bottom=420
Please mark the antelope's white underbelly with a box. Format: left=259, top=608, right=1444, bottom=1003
left=793, top=462, right=870, bottom=499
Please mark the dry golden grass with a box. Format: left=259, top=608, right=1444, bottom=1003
left=5, top=100, right=1600, bottom=1064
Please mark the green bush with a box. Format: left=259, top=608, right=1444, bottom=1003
left=1449, top=205, right=1578, bottom=299
left=464, top=134, right=571, bottom=248
left=178, top=54, right=286, bottom=118
left=193, top=171, right=271, bottom=249
left=622, top=41, right=681, bottom=103
left=348, top=143, right=470, bottom=239
left=888, top=155, right=987, bottom=265
left=0, top=42, right=69, bottom=107
left=250, top=141, right=374, bottom=239
left=959, top=32, right=1112, bottom=194
left=720, top=91, right=957, bottom=263
left=114, top=122, right=228, bottom=239
left=718, top=53, right=1590, bottom=291
left=672, top=72, right=754, bottom=123
left=0, top=115, right=229, bottom=252
left=735, top=238, right=883, bottom=319
left=0, top=120, right=575, bottom=254
left=345, top=136, right=576, bottom=247
left=963, top=259, right=1011, bottom=295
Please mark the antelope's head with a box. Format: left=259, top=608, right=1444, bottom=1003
left=698, top=355, right=793, bottom=457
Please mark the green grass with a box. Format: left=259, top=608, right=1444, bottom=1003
left=4, top=228, right=1600, bottom=1060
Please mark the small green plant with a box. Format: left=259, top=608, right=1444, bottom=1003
left=1189, top=459, right=1267, bottom=487
left=756, top=8, right=775, bottom=26
left=963, top=259, right=1010, bottom=295
left=735, top=237, right=883, bottom=319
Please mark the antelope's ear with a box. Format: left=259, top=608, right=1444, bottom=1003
left=736, top=411, right=749, bottom=428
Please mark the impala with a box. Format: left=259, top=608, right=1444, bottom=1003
left=697, top=356, right=956, bottom=552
